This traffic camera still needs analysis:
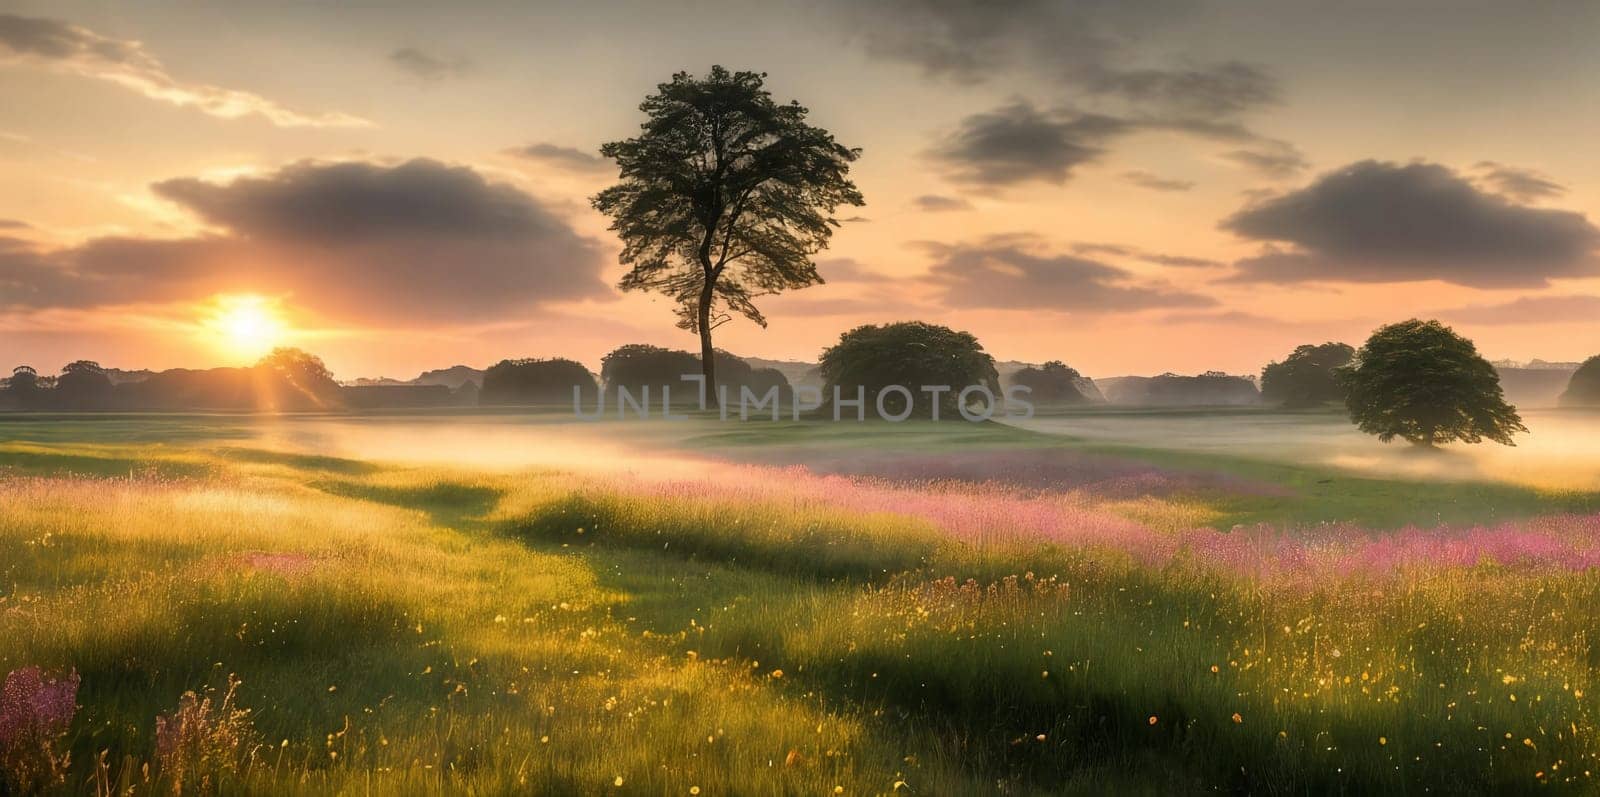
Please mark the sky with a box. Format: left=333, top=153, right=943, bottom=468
left=2, top=0, right=1599, bottom=380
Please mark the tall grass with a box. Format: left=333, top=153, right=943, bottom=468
left=4, top=437, right=1600, bottom=792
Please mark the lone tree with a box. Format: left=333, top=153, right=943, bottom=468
left=593, top=66, right=863, bottom=407
left=1260, top=342, right=1355, bottom=407
left=1343, top=319, right=1526, bottom=447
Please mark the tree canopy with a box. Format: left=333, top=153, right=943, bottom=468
left=600, top=344, right=788, bottom=406
left=819, top=322, right=999, bottom=419
left=1260, top=342, right=1355, bottom=407
left=1560, top=355, right=1600, bottom=407
left=254, top=348, right=343, bottom=409
left=592, top=66, right=863, bottom=403
left=54, top=360, right=113, bottom=408
left=1011, top=361, right=1091, bottom=404
left=1343, top=319, right=1525, bottom=447
left=481, top=358, right=598, bottom=405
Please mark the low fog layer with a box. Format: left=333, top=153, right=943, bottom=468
left=1011, top=409, right=1600, bottom=490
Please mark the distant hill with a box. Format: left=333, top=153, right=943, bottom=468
left=345, top=365, right=485, bottom=389
left=1485, top=360, right=1578, bottom=409
left=996, top=361, right=1105, bottom=404
left=1098, top=372, right=1260, bottom=406
left=414, top=365, right=485, bottom=389
left=740, top=357, right=821, bottom=388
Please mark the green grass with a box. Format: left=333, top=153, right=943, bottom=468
left=3, top=415, right=1600, bottom=793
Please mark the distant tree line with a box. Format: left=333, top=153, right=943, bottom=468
left=476, top=347, right=792, bottom=407
left=1256, top=321, right=1534, bottom=447
left=1010, top=361, right=1098, bottom=405
left=6, top=318, right=1587, bottom=449
left=1260, top=343, right=1354, bottom=408
left=0, top=349, right=344, bottom=412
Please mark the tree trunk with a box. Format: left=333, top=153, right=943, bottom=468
left=698, top=278, right=717, bottom=409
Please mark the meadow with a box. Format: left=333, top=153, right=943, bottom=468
left=4, top=410, right=1600, bottom=794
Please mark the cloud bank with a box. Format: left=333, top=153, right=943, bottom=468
left=928, top=102, right=1129, bottom=187
left=1221, top=161, right=1600, bottom=288
left=0, top=159, right=608, bottom=323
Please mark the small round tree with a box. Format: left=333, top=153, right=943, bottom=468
left=819, top=321, right=999, bottom=419
left=1560, top=355, right=1600, bottom=407
left=1343, top=319, right=1526, bottom=447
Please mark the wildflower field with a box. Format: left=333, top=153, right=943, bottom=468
left=4, top=412, right=1600, bottom=794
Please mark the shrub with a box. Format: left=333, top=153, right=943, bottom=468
left=155, top=675, right=259, bottom=794
left=0, top=666, right=80, bottom=793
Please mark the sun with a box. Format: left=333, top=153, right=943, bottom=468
left=204, top=294, right=288, bottom=359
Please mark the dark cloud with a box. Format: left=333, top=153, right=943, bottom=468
left=1120, top=170, right=1193, bottom=192
left=1221, top=160, right=1600, bottom=288
left=1474, top=161, right=1566, bottom=202
left=835, top=0, right=1120, bottom=85
left=831, top=1, right=1274, bottom=122
left=1439, top=295, right=1600, bottom=325
left=1218, top=141, right=1307, bottom=178
left=506, top=142, right=610, bottom=173
left=922, top=234, right=1214, bottom=312
left=2, top=159, right=608, bottom=321
left=1141, top=253, right=1223, bottom=268
left=0, top=13, right=143, bottom=62
left=928, top=102, right=1130, bottom=187
left=0, top=13, right=366, bottom=127
left=928, top=98, right=1305, bottom=191
left=1082, top=60, right=1278, bottom=119
left=912, top=194, right=972, bottom=212
left=0, top=219, right=29, bottom=229
left=859, top=0, right=1307, bottom=188
left=1133, top=117, right=1306, bottom=178
left=1070, top=241, right=1222, bottom=269
left=388, top=46, right=473, bottom=80
left=829, top=1, right=1305, bottom=179
left=1, top=236, right=234, bottom=309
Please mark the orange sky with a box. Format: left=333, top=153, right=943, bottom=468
left=2, top=2, right=1599, bottom=380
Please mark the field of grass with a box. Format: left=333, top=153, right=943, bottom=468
left=4, top=412, right=1600, bottom=794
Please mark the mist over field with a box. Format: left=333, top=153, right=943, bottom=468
left=1018, top=409, right=1600, bottom=490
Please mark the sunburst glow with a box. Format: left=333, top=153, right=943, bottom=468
left=204, top=294, right=287, bottom=359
